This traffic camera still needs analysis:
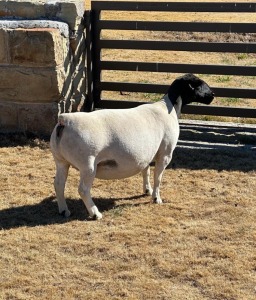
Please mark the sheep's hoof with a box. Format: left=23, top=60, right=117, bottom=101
left=92, top=213, right=103, bottom=220
left=59, top=210, right=71, bottom=218
left=145, top=188, right=153, bottom=196
left=153, top=198, right=163, bottom=204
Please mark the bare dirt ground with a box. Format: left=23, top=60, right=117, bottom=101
left=0, top=1, right=256, bottom=299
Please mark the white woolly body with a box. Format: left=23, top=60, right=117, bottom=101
left=50, top=95, right=179, bottom=220
left=51, top=95, right=179, bottom=180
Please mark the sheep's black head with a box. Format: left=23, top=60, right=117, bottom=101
left=168, top=73, right=215, bottom=107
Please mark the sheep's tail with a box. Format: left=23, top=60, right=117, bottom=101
left=56, top=124, right=65, bottom=138
left=56, top=116, right=65, bottom=139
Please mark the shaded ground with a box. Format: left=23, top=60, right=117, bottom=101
left=176, top=120, right=256, bottom=171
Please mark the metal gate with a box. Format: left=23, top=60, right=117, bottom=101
left=85, top=1, right=256, bottom=118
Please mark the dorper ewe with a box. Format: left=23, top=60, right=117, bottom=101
left=50, top=74, right=214, bottom=220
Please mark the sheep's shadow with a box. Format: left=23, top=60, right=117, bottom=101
left=0, top=196, right=112, bottom=230
left=0, top=194, right=148, bottom=230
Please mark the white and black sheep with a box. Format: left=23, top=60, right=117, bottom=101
left=50, top=74, right=214, bottom=220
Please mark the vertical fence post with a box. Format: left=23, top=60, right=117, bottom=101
left=84, top=8, right=101, bottom=111
left=91, top=8, right=102, bottom=108
left=84, top=10, right=94, bottom=111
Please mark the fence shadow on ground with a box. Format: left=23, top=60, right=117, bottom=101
left=170, top=123, right=256, bottom=172
left=172, top=143, right=256, bottom=172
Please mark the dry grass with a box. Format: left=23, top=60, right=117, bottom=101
left=1, top=1, right=256, bottom=299
left=0, top=129, right=256, bottom=299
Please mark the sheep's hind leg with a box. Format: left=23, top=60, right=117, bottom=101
left=54, top=162, right=71, bottom=217
left=142, top=165, right=153, bottom=195
left=78, top=168, right=102, bottom=220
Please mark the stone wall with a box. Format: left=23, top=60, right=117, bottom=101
left=0, top=0, right=86, bottom=135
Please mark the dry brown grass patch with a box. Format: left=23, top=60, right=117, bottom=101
left=0, top=132, right=255, bottom=299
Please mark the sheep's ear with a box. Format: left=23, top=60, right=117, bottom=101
left=188, top=83, right=195, bottom=91
left=189, top=77, right=203, bottom=89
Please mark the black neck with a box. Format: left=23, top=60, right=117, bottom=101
left=167, top=80, right=184, bottom=118
left=167, top=94, right=183, bottom=118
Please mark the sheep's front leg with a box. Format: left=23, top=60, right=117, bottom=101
left=79, top=169, right=102, bottom=220
left=142, top=166, right=153, bottom=195
left=152, top=155, right=172, bottom=204
left=54, top=162, right=71, bottom=217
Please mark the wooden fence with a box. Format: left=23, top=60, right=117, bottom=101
left=85, top=1, right=256, bottom=118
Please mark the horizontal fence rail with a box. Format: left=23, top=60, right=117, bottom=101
left=99, top=21, right=256, bottom=33
left=87, top=1, right=256, bottom=118
left=96, top=99, right=256, bottom=118
left=100, top=82, right=256, bottom=99
left=101, top=61, right=256, bottom=76
left=100, top=40, right=256, bottom=53
left=91, top=2, right=256, bottom=12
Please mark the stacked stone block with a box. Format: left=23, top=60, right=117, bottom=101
left=0, top=0, right=86, bottom=135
